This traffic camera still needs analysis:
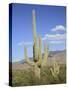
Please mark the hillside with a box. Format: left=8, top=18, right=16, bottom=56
left=12, top=50, right=66, bottom=70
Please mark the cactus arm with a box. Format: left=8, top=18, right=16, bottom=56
left=42, top=44, right=48, bottom=66
left=24, top=46, right=35, bottom=66
left=38, top=36, right=42, bottom=64
left=26, top=59, right=35, bottom=66
left=54, top=61, right=60, bottom=75
left=50, top=67, right=59, bottom=79
left=50, top=68, right=56, bottom=78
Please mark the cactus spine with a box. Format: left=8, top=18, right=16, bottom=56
left=24, top=9, right=48, bottom=80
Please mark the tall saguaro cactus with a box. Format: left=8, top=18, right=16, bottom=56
left=24, top=9, right=49, bottom=80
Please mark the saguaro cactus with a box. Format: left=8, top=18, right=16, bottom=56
left=24, top=9, right=49, bottom=80
left=50, top=60, right=60, bottom=80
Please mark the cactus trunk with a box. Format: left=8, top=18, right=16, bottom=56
left=33, top=65, right=40, bottom=80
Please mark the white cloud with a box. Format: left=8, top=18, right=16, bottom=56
left=51, top=25, right=66, bottom=31
left=18, top=33, right=66, bottom=47
left=42, top=25, right=66, bottom=44
left=49, top=40, right=65, bottom=44
left=45, top=33, right=66, bottom=40
left=18, top=25, right=66, bottom=47
left=18, top=41, right=33, bottom=46
left=42, top=33, right=66, bottom=46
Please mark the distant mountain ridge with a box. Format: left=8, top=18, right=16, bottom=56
left=12, top=50, right=66, bottom=70
left=12, top=50, right=66, bottom=64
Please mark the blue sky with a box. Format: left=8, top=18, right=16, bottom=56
left=11, top=3, right=66, bottom=62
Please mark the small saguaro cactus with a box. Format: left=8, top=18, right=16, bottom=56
left=24, top=9, right=49, bottom=80
left=50, top=60, right=60, bottom=80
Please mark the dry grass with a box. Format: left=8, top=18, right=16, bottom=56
left=11, top=64, right=66, bottom=87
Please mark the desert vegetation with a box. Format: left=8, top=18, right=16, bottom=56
left=12, top=64, right=66, bottom=86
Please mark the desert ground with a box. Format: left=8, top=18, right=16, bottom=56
left=10, top=50, right=66, bottom=86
